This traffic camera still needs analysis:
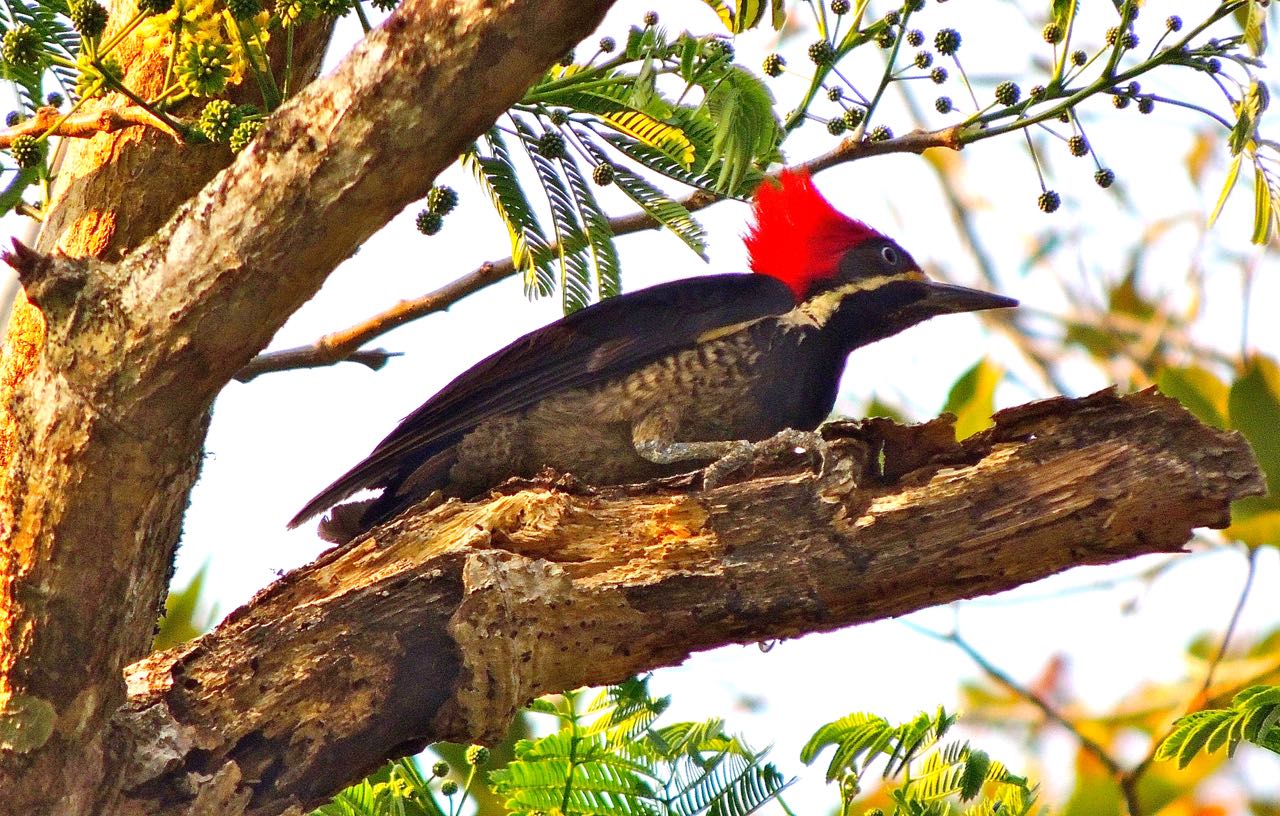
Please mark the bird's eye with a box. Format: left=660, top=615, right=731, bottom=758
left=880, top=246, right=899, bottom=266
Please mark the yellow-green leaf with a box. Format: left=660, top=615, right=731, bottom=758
left=1225, top=357, right=1280, bottom=544
left=1208, top=154, right=1239, bottom=227
left=601, top=110, right=695, bottom=167
left=1157, top=365, right=1230, bottom=429
left=1254, top=163, right=1274, bottom=245
left=942, top=359, right=1004, bottom=440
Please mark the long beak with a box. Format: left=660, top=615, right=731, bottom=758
left=916, top=280, right=1018, bottom=314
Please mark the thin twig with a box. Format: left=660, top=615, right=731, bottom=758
left=0, top=104, right=184, bottom=148
left=1196, top=545, right=1261, bottom=704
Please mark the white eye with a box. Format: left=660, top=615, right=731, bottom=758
left=880, top=245, right=899, bottom=265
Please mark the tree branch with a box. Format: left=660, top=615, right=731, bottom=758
left=236, top=126, right=964, bottom=380
left=0, top=104, right=184, bottom=147
left=111, top=389, right=1261, bottom=816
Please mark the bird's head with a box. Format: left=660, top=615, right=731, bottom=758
left=745, top=168, right=1016, bottom=344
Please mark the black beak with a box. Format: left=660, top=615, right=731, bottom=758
left=915, top=279, right=1018, bottom=314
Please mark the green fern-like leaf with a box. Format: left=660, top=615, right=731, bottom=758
left=1157, top=684, right=1280, bottom=769
left=513, top=117, right=593, bottom=312
left=697, top=66, right=782, bottom=195
left=558, top=149, right=623, bottom=300
left=463, top=130, right=554, bottom=298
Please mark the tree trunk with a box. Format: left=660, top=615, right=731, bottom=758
left=0, top=1, right=614, bottom=813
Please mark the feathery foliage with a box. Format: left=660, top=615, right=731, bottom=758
left=1156, top=684, right=1280, bottom=769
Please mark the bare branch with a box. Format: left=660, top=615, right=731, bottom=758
left=237, top=126, right=964, bottom=379
left=112, top=390, right=1261, bottom=816
left=0, top=104, right=184, bottom=147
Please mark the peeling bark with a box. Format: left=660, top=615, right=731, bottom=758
left=111, top=389, right=1261, bottom=816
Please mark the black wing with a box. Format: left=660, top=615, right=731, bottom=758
left=289, top=273, right=795, bottom=527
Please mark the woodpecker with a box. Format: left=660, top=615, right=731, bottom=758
left=291, top=169, right=1016, bottom=542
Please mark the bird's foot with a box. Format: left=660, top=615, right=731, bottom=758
left=702, top=428, right=828, bottom=489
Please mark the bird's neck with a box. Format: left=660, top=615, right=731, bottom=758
left=789, top=282, right=923, bottom=356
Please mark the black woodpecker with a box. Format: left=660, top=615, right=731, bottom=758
left=291, top=169, right=1016, bottom=542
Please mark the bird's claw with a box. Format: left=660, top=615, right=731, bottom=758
left=702, top=428, right=828, bottom=489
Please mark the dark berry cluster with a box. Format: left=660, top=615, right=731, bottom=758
left=934, top=28, right=960, bottom=55
left=1067, top=134, right=1088, bottom=156
left=1037, top=190, right=1061, bottom=213
left=827, top=117, right=846, bottom=136
left=642, top=10, right=658, bottom=25
left=1094, top=168, right=1115, bottom=188
left=69, top=0, right=108, bottom=36
left=46, top=92, right=64, bottom=107
left=994, top=81, right=1020, bottom=105
left=137, top=0, right=175, bottom=14
left=592, top=162, right=614, bottom=186
left=762, top=53, right=785, bottom=77
left=549, top=109, right=568, bottom=126
left=869, top=125, right=893, bottom=141
left=1071, top=49, right=1087, bottom=66
left=426, top=185, right=458, bottom=215
left=827, top=86, right=843, bottom=102
left=1042, top=23, right=1062, bottom=44
left=415, top=211, right=443, bottom=236
left=228, top=119, right=260, bottom=152
left=537, top=131, right=566, bottom=159
left=914, top=51, right=933, bottom=68
left=1028, top=85, right=1046, bottom=102
left=831, top=0, right=850, bottom=12
left=843, top=108, right=865, bottom=128
left=1165, top=15, right=1182, bottom=32
left=598, top=36, right=615, bottom=53
left=226, top=0, right=260, bottom=19
left=935, top=96, right=952, bottom=113
left=876, top=28, right=896, bottom=48
left=5, top=111, right=21, bottom=127
left=906, top=29, right=924, bottom=47
left=930, top=66, right=948, bottom=83
left=808, top=40, right=836, bottom=65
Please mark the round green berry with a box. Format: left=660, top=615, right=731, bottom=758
left=415, top=210, right=443, bottom=236
left=1105, top=26, right=1119, bottom=45
left=1137, top=97, right=1154, bottom=114
left=876, top=28, right=896, bottom=48
left=883, top=9, right=899, bottom=25
left=3, top=25, right=41, bottom=67
left=826, top=117, right=846, bottom=136
left=5, top=111, right=21, bottom=127
left=440, top=780, right=459, bottom=797
left=934, top=28, right=960, bottom=55
left=869, top=124, right=892, bottom=141
left=930, top=66, right=948, bottom=83
left=1028, top=84, right=1046, bottom=102
left=226, top=0, right=259, bottom=18
left=1094, top=168, right=1115, bottom=188
left=548, top=109, right=568, bottom=126
left=177, top=40, right=233, bottom=96
left=827, top=86, right=843, bottom=102
left=466, top=745, right=491, bottom=766
left=69, top=0, right=109, bottom=37
left=45, top=92, right=64, bottom=107
left=831, top=0, right=850, bottom=13
left=138, top=0, right=175, bottom=14
left=1071, top=49, right=1087, bottom=66
left=843, top=107, right=865, bottom=128
left=228, top=119, right=260, bottom=151
left=9, top=134, right=41, bottom=169
left=1166, top=15, right=1182, bottom=32
left=935, top=96, right=952, bottom=113
left=643, top=10, right=658, bottom=25
left=914, top=51, right=932, bottom=68
left=906, top=29, right=924, bottom=47
left=592, top=162, right=614, bottom=185
left=598, top=36, right=615, bottom=53
left=1067, top=134, right=1088, bottom=156
left=198, top=99, right=240, bottom=142
left=808, top=40, right=835, bottom=65
left=994, top=81, right=1020, bottom=106
left=432, top=761, right=450, bottom=778
left=1112, top=93, right=1129, bottom=109
left=1037, top=190, right=1060, bottom=213
left=427, top=185, right=458, bottom=215
left=536, top=131, right=565, bottom=158
left=762, top=53, right=785, bottom=77
left=1042, top=23, right=1062, bottom=44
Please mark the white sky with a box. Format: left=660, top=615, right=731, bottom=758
left=4, top=0, right=1280, bottom=810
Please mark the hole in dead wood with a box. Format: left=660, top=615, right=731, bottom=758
left=183, top=677, right=200, bottom=691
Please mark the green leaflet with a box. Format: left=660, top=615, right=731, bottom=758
left=559, top=150, right=622, bottom=301
left=1157, top=685, right=1280, bottom=769
left=463, top=130, right=554, bottom=298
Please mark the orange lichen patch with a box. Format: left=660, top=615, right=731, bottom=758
left=1, top=294, right=46, bottom=497
left=58, top=208, right=117, bottom=259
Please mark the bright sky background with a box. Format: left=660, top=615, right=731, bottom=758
left=3, top=0, right=1280, bottom=811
